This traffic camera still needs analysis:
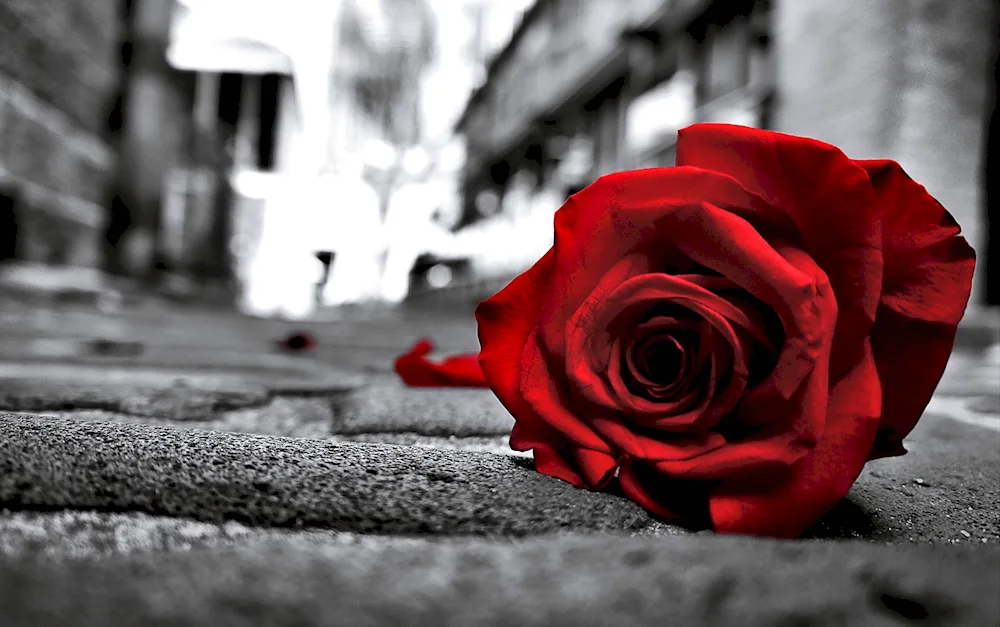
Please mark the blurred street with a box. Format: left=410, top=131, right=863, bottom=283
left=2, top=0, right=1000, bottom=624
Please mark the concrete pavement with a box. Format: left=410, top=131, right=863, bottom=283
left=2, top=533, right=997, bottom=627
left=0, top=299, right=997, bottom=625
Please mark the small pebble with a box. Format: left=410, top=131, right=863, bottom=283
left=913, top=478, right=925, bottom=486
left=960, top=530, right=971, bottom=538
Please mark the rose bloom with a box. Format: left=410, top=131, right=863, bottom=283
left=475, top=124, right=976, bottom=538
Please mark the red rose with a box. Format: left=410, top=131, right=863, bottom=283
left=474, top=124, right=976, bottom=538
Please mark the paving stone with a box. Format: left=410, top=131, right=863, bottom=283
left=333, top=376, right=514, bottom=436
left=968, top=393, right=1000, bottom=415
left=0, top=362, right=363, bottom=420
left=805, top=411, right=1000, bottom=544
left=23, top=398, right=339, bottom=440
left=934, top=347, right=1000, bottom=397
left=330, top=433, right=530, bottom=458
left=0, top=413, right=662, bottom=536
left=0, top=533, right=996, bottom=627
left=5, top=404, right=997, bottom=544
left=24, top=401, right=527, bottom=457
left=0, top=510, right=352, bottom=561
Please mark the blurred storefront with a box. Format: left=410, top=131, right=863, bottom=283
left=454, top=0, right=996, bottom=307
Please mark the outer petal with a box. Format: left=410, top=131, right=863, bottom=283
left=617, top=458, right=713, bottom=527
left=475, top=250, right=589, bottom=485
left=572, top=448, right=620, bottom=490
left=676, top=123, right=883, bottom=383
left=854, top=160, right=977, bottom=459
left=709, top=340, right=882, bottom=538
left=394, top=339, right=487, bottom=387
left=521, top=329, right=615, bottom=453
left=522, top=429, right=586, bottom=488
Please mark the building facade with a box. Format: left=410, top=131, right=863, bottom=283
left=0, top=0, right=122, bottom=270
left=455, top=0, right=997, bottom=305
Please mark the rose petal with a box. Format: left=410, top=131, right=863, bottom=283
left=617, top=457, right=713, bottom=526
left=610, top=340, right=716, bottom=432
left=709, top=340, right=882, bottom=538
left=278, top=332, right=317, bottom=352
left=858, top=159, right=975, bottom=311
left=521, top=329, right=615, bottom=453
left=646, top=245, right=838, bottom=480
left=676, top=123, right=882, bottom=385
left=663, top=203, right=833, bottom=406
left=868, top=307, right=965, bottom=460
left=610, top=335, right=708, bottom=418
left=624, top=326, right=691, bottom=396
left=517, top=426, right=586, bottom=488
left=536, top=167, right=777, bottom=384
left=630, top=333, right=685, bottom=385
left=566, top=272, right=755, bottom=430
left=589, top=415, right=727, bottom=461
left=855, top=160, right=976, bottom=458
left=476, top=250, right=598, bottom=475
left=572, top=448, right=621, bottom=490
left=394, top=339, right=488, bottom=387
left=616, top=317, right=706, bottom=400
left=562, top=254, right=658, bottom=410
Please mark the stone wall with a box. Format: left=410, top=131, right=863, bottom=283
left=774, top=0, right=996, bottom=303
left=0, top=0, right=121, bottom=267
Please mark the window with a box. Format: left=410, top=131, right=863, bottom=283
left=747, top=1, right=775, bottom=93
left=256, top=74, right=282, bottom=171
left=703, top=18, right=750, bottom=102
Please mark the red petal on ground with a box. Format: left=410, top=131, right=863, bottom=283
left=277, top=332, right=317, bottom=352
left=393, top=338, right=488, bottom=388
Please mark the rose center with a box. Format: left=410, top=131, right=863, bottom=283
left=636, top=337, right=684, bottom=384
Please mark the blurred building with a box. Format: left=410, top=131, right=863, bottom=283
left=0, top=0, right=121, bottom=282
left=402, top=0, right=541, bottom=297
left=454, top=0, right=997, bottom=306
left=162, top=0, right=437, bottom=314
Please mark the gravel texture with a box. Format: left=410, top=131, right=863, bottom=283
left=332, top=376, right=515, bottom=436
